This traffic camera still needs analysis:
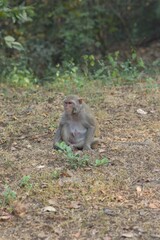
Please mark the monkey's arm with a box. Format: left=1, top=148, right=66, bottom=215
left=53, top=115, right=65, bottom=148
left=53, top=125, right=72, bottom=151
left=53, top=128, right=62, bottom=144
left=53, top=113, right=72, bottom=149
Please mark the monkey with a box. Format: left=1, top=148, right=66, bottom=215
left=53, top=95, right=98, bottom=151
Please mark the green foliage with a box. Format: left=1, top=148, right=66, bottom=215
left=0, top=0, right=34, bottom=84
left=19, top=175, right=32, bottom=189
left=51, top=170, right=61, bottom=180
left=56, top=141, right=73, bottom=153
left=67, top=153, right=89, bottom=170
left=95, top=158, right=109, bottom=167
left=0, top=0, right=159, bottom=84
left=27, top=0, right=159, bottom=74
left=56, top=142, right=89, bottom=170
left=4, top=36, right=24, bottom=51
left=4, top=65, right=37, bottom=87
left=56, top=142, right=111, bottom=169
left=2, top=185, right=16, bottom=205
left=51, top=52, right=146, bottom=88
left=82, top=51, right=146, bottom=85
left=0, top=0, right=34, bottom=23
left=106, top=51, right=146, bottom=84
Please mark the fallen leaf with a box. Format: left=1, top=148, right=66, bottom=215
left=13, top=202, right=27, bottom=217
left=136, top=186, right=142, bottom=196
left=72, top=231, right=81, bottom=238
left=0, top=214, right=12, bottom=221
left=137, top=108, right=147, bottom=115
left=26, top=144, right=32, bottom=149
left=42, top=206, right=57, bottom=212
left=36, top=165, right=45, bottom=169
left=136, top=186, right=142, bottom=193
left=99, top=148, right=106, bottom=153
left=148, top=202, right=159, bottom=209
left=121, top=232, right=135, bottom=238
left=103, top=235, right=112, bottom=240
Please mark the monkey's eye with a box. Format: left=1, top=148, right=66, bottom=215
left=65, top=101, right=72, bottom=105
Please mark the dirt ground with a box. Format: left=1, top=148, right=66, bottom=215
left=0, top=83, right=159, bottom=240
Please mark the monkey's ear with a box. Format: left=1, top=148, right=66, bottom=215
left=78, top=98, right=83, bottom=104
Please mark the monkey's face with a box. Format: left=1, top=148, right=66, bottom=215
left=64, top=96, right=82, bottom=115
left=64, top=100, right=74, bottom=114
left=64, top=95, right=83, bottom=115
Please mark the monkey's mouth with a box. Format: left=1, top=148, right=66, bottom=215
left=65, top=108, right=72, bottom=113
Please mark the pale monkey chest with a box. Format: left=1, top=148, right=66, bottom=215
left=68, top=121, right=87, bottom=139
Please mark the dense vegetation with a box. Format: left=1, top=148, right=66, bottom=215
left=0, top=0, right=160, bottom=85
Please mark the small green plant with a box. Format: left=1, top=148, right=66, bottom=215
left=4, top=36, right=24, bottom=51
left=67, top=153, right=89, bottom=170
left=56, top=141, right=73, bottom=152
left=56, top=142, right=89, bottom=170
left=2, top=185, right=16, bottom=205
left=51, top=170, right=61, bottom=179
left=95, top=157, right=109, bottom=167
left=19, top=175, right=32, bottom=189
